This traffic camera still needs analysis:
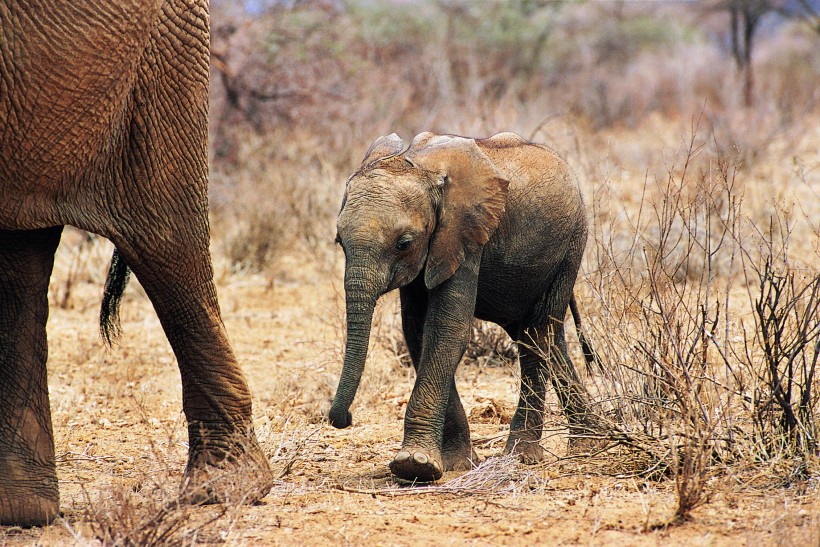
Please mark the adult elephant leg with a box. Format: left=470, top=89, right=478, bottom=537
left=0, top=227, right=63, bottom=526
left=113, top=235, right=272, bottom=504
left=400, top=282, right=475, bottom=472
left=101, top=5, right=272, bottom=502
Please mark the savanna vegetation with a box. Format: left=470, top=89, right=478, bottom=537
left=4, top=1, right=819, bottom=544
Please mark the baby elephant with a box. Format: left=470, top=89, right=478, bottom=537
left=329, top=131, right=601, bottom=482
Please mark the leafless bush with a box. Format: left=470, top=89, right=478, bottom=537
left=59, top=424, right=242, bottom=546
left=576, top=111, right=820, bottom=523
left=67, top=482, right=232, bottom=547
left=739, top=218, right=820, bottom=462
left=210, top=131, right=343, bottom=273
left=465, top=320, right=519, bottom=367
left=579, top=123, right=749, bottom=522
left=58, top=400, right=312, bottom=546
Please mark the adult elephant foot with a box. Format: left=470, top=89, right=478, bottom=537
left=179, top=425, right=273, bottom=505
left=0, top=479, right=59, bottom=527
left=0, top=396, right=61, bottom=527
left=504, top=435, right=545, bottom=464
left=389, top=449, right=443, bottom=483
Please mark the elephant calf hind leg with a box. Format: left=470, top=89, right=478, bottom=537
left=441, top=382, right=478, bottom=471
left=505, top=345, right=548, bottom=464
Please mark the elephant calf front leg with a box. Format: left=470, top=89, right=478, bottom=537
left=392, top=381, right=476, bottom=481
left=390, top=267, right=478, bottom=482
left=399, top=289, right=476, bottom=476
left=441, top=382, right=478, bottom=471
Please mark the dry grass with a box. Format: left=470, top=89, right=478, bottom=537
left=4, top=1, right=820, bottom=544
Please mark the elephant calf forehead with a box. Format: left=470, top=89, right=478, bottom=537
left=347, top=172, right=428, bottom=206
left=341, top=180, right=430, bottom=235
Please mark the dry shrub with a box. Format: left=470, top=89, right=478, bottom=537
left=210, top=2, right=819, bottom=145
left=577, top=118, right=819, bottom=523
left=465, top=320, right=519, bottom=367
left=67, top=482, right=232, bottom=546
left=56, top=393, right=311, bottom=546
left=210, top=131, right=343, bottom=273
left=739, top=219, right=820, bottom=463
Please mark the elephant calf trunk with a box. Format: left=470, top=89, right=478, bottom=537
left=328, top=405, right=353, bottom=429
left=328, top=273, right=378, bottom=429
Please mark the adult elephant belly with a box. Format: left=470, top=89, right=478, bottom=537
left=0, top=1, right=158, bottom=230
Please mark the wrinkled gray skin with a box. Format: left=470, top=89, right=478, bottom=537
left=0, top=0, right=272, bottom=527
left=329, top=132, right=602, bottom=482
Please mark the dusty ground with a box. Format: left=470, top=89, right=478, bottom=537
left=1, top=240, right=818, bottom=546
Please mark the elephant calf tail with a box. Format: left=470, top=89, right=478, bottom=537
left=569, top=293, right=604, bottom=374
left=100, top=248, right=131, bottom=346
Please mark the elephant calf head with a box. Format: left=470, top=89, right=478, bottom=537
left=328, top=132, right=510, bottom=428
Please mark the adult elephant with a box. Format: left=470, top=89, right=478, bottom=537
left=329, top=132, right=603, bottom=482
left=0, top=0, right=272, bottom=526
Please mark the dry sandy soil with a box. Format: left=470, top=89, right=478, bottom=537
left=1, top=236, right=818, bottom=546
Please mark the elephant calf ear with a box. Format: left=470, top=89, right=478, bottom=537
left=406, top=135, right=510, bottom=289
left=342, top=133, right=406, bottom=212
left=360, top=133, right=406, bottom=168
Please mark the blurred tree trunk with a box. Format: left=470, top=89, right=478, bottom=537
left=727, top=0, right=766, bottom=107
left=713, top=0, right=820, bottom=107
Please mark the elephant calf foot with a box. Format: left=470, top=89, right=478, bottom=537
left=181, top=429, right=273, bottom=505
left=389, top=449, right=443, bottom=483
left=441, top=440, right=478, bottom=472
left=504, top=436, right=545, bottom=464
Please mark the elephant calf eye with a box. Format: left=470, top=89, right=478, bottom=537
left=395, top=235, right=413, bottom=251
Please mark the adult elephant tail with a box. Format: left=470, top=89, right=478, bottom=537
left=100, top=248, right=131, bottom=346
left=569, top=292, right=603, bottom=374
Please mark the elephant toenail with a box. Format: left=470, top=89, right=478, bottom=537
left=432, top=460, right=442, bottom=473
left=395, top=451, right=410, bottom=463
left=412, top=453, right=429, bottom=465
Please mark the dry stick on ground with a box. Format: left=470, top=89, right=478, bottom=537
left=277, top=426, right=322, bottom=479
